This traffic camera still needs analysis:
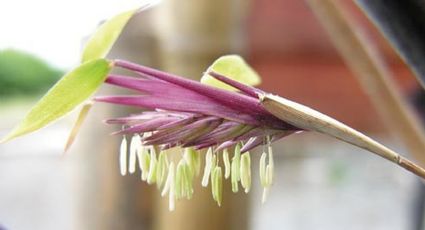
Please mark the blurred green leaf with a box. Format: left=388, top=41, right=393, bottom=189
left=0, top=49, right=63, bottom=96
left=81, top=9, right=137, bottom=63
left=201, top=55, right=261, bottom=91
left=1, top=59, right=111, bottom=142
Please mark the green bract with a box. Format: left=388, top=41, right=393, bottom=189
left=201, top=55, right=261, bottom=91
left=81, top=9, right=138, bottom=63
left=1, top=59, right=111, bottom=142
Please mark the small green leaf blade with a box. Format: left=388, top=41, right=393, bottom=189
left=81, top=9, right=137, bottom=63
left=201, top=55, right=261, bottom=91
left=1, top=59, right=111, bottom=142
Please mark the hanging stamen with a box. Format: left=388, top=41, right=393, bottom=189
left=129, top=134, right=141, bottom=174
left=231, top=143, right=241, bottom=193
left=261, top=135, right=274, bottom=203
left=262, top=167, right=272, bottom=203
left=161, top=161, right=173, bottom=197
left=175, top=159, right=185, bottom=199
left=212, top=166, right=223, bottom=206
left=210, top=153, right=218, bottom=184
left=136, top=142, right=145, bottom=171
left=240, top=152, right=251, bottom=193
left=259, top=152, right=267, bottom=187
left=182, top=162, right=194, bottom=199
left=140, top=147, right=151, bottom=181
left=184, top=148, right=200, bottom=177
left=210, top=153, right=220, bottom=201
left=223, top=149, right=231, bottom=179
left=267, top=136, right=274, bottom=185
left=147, top=147, right=158, bottom=184
left=201, top=147, right=213, bottom=187
left=119, top=136, right=127, bottom=176
left=156, top=150, right=169, bottom=189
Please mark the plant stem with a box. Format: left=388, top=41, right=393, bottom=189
left=261, top=93, right=425, bottom=180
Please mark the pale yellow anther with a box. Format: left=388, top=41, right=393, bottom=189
left=201, top=147, right=213, bottom=187
left=210, top=153, right=217, bottom=183
left=240, top=152, right=251, bottom=193
left=211, top=165, right=217, bottom=201
left=212, top=166, right=223, bottom=206
left=223, top=149, right=231, bottom=179
left=231, top=143, right=242, bottom=193
left=183, top=163, right=194, bottom=199
left=268, top=143, right=274, bottom=185
left=147, top=147, right=157, bottom=184
left=129, top=134, right=141, bottom=174
left=259, top=152, right=267, bottom=187
left=140, top=148, right=151, bottom=181
left=161, top=161, right=174, bottom=197
left=156, top=151, right=169, bottom=189
left=175, top=159, right=185, bottom=200
left=184, top=147, right=200, bottom=177
left=136, top=145, right=145, bottom=170
left=261, top=136, right=275, bottom=203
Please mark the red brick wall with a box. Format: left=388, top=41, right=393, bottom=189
left=247, top=0, right=420, bottom=132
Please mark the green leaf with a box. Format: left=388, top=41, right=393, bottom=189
left=201, top=55, right=261, bottom=91
left=1, top=59, right=112, bottom=142
left=81, top=8, right=138, bottom=63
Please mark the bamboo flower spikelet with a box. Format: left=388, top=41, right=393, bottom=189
left=95, top=60, right=301, bottom=210
left=89, top=59, right=425, bottom=211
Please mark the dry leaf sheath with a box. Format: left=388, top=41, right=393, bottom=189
left=260, top=94, right=425, bottom=179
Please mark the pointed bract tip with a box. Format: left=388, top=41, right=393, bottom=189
left=0, top=128, right=23, bottom=144
left=258, top=92, right=267, bottom=102
left=0, top=135, right=12, bottom=144
left=108, top=59, right=115, bottom=68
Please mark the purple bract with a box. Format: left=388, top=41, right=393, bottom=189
left=94, top=60, right=302, bottom=152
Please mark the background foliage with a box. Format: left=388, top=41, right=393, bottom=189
left=0, top=49, right=63, bottom=97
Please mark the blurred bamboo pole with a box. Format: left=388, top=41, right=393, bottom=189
left=355, top=0, right=425, bottom=90
left=305, top=0, right=425, bottom=166
left=151, top=1, right=250, bottom=230
left=76, top=12, right=159, bottom=230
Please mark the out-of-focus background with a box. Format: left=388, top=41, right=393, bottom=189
left=0, top=0, right=424, bottom=230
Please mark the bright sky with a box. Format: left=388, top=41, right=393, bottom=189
left=0, top=0, right=158, bottom=70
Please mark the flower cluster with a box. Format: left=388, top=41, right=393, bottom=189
left=95, top=60, right=301, bottom=210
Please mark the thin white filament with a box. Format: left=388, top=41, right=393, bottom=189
left=129, top=134, right=140, bottom=174
left=259, top=152, right=267, bottom=187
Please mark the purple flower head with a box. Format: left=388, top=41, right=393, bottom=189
left=96, top=60, right=301, bottom=151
